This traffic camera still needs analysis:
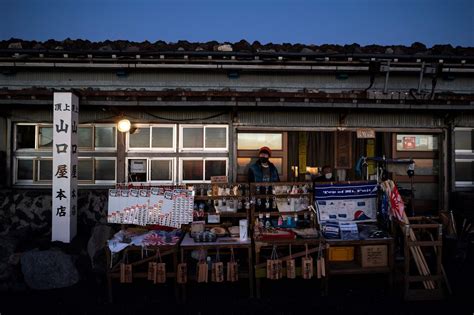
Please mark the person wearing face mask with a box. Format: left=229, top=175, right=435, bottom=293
left=248, top=146, right=280, bottom=182
left=313, top=165, right=334, bottom=182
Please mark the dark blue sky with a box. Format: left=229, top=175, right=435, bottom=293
left=1, top=0, right=473, bottom=46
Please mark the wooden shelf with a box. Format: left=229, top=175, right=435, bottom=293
left=194, top=195, right=248, bottom=201
left=252, top=210, right=312, bottom=217
left=253, top=193, right=312, bottom=198
left=327, top=261, right=391, bottom=275
left=204, top=212, right=248, bottom=218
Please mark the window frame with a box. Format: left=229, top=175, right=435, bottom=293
left=179, top=124, right=228, bottom=152
left=178, top=157, right=228, bottom=184
left=14, top=123, right=38, bottom=151
left=126, top=124, right=177, bottom=152
left=14, top=156, right=35, bottom=184
left=149, top=157, right=177, bottom=184
left=454, top=158, right=474, bottom=188
left=94, top=157, right=117, bottom=184
left=454, top=127, right=474, bottom=154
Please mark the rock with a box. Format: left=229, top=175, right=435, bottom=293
left=8, top=253, right=21, bottom=265
left=216, top=44, right=233, bottom=52
left=385, top=47, right=394, bottom=54
left=8, top=42, right=22, bottom=49
left=87, top=225, right=113, bottom=267
left=21, top=249, right=79, bottom=290
left=300, top=47, right=314, bottom=54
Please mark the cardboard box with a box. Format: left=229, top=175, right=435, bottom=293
left=361, top=245, right=388, bottom=267
left=329, top=246, right=354, bottom=261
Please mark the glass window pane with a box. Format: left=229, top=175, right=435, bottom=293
left=237, top=133, right=283, bottom=150
left=129, top=127, right=150, bottom=148
left=455, top=130, right=473, bottom=151
left=17, top=159, right=34, bottom=180
left=38, top=160, right=52, bottom=180
left=455, top=161, right=473, bottom=182
left=95, top=126, right=116, bottom=148
left=237, top=157, right=283, bottom=175
left=390, top=159, right=439, bottom=176
left=152, top=127, right=174, bottom=148
left=205, top=160, right=226, bottom=180
left=182, top=160, right=203, bottom=181
left=78, top=127, right=93, bottom=148
left=205, top=127, right=227, bottom=148
left=183, top=127, right=203, bottom=148
left=396, top=134, right=438, bottom=151
left=78, top=159, right=93, bottom=181
left=128, top=159, right=147, bottom=182
left=16, top=125, right=36, bottom=149
left=95, top=160, right=115, bottom=181
left=151, top=160, right=173, bottom=181
left=38, top=127, right=53, bottom=148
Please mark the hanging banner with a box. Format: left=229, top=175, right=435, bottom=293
left=52, top=92, right=79, bottom=243
left=314, top=181, right=377, bottom=222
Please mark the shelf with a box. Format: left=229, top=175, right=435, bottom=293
left=194, top=195, right=248, bottom=201
left=253, top=193, right=312, bottom=198
left=204, top=212, right=247, bottom=218
left=252, top=210, right=313, bottom=216
left=328, top=261, right=391, bottom=275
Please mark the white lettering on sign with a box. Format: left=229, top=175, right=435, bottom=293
left=356, top=129, right=376, bottom=139
left=52, top=93, right=79, bottom=243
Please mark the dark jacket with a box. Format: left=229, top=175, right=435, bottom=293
left=248, top=160, right=280, bottom=182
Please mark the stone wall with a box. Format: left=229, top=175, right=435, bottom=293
left=0, top=189, right=109, bottom=237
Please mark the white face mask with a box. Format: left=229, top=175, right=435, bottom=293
left=325, top=173, right=333, bottom=180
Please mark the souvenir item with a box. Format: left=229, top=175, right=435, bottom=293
left=267, top=246, right=283, bottom=280
left=286, top=245, right=296, bottom=279
left=302, top=244, right=313, bottom=279
left=211, top=249, right=224, bottom=283
left=227, top=248, right=238, bottom=282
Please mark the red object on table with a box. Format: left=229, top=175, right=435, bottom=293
left=257, top=229, right=296, bottom=240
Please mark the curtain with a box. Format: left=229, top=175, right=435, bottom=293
left=307, top=132, right=334, bottom=168
left=287, top=131, right=299, bottom=180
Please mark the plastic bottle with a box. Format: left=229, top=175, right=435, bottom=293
left=265, top=213, right=271, bottom=229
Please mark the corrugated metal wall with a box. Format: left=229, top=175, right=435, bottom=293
left=10, top=109, right=230, bottom=124
left=2, top=70, right=474, bottom=93
left=237, top=110, right=445, bottom=128
left=455, top=114, right=474, bottom=127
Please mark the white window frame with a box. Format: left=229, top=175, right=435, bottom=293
left=179, top=157, right=228, bottom=183
left=454, top=128, right=474, bottom=154
left=14, top=156, right=35, bottom=184
left=78, top=157, right=95, bottom=184
left=14, top=123, right=38, bottom=151
left=94, top=157, right=117, bottom=184
left=37, top=157, right=53, bottom=183
left=454, top=158, right=474, bottom=188
left=149, top=157, right=176, bottom=184
left=179, top=124, right=228, bottom=152
left=93, top=124, right=118, bottom=152
left=125, top=157, right=149, bottom=183
left=126, top=124, right=177, bottom=152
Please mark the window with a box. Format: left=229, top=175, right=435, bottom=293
left=15, top=124, right=36, bottom=150
left=127, top=124, right=176, bottom=151
left=179, top=125, right=228, bottom=151
left=237, top=133, right=283, bottom=150
left=126, top=158, right=176, bottom=183
left=396, top=134, right=438, bottom=151
left=13, top=123, right=117, bottom=185
left=454, top=128, right=474, bottom=188
left=179, top=158, right=228, bottom=183
left=78, top=158, right=116, bottom=184
left=236, top=131, right=287, bottom=182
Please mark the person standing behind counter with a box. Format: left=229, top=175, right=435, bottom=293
left=248, top=146, right=280, bottom=182
left=312, top=165, right=334, bottom=182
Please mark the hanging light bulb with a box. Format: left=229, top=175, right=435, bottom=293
left=117, top=118, right=131, bottom=133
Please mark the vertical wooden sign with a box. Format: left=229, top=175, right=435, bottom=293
left=334, top=131, right=352, bottom=169
left=52, top=92, right=79, bottom=243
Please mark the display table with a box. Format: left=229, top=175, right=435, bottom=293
left=105, top=243, right=180, bottom=303
left=254, top=238, right=325, bottom=298
left=179, top=233, right=254, bottom=300
left=324, top=238, right=394, bottom=294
